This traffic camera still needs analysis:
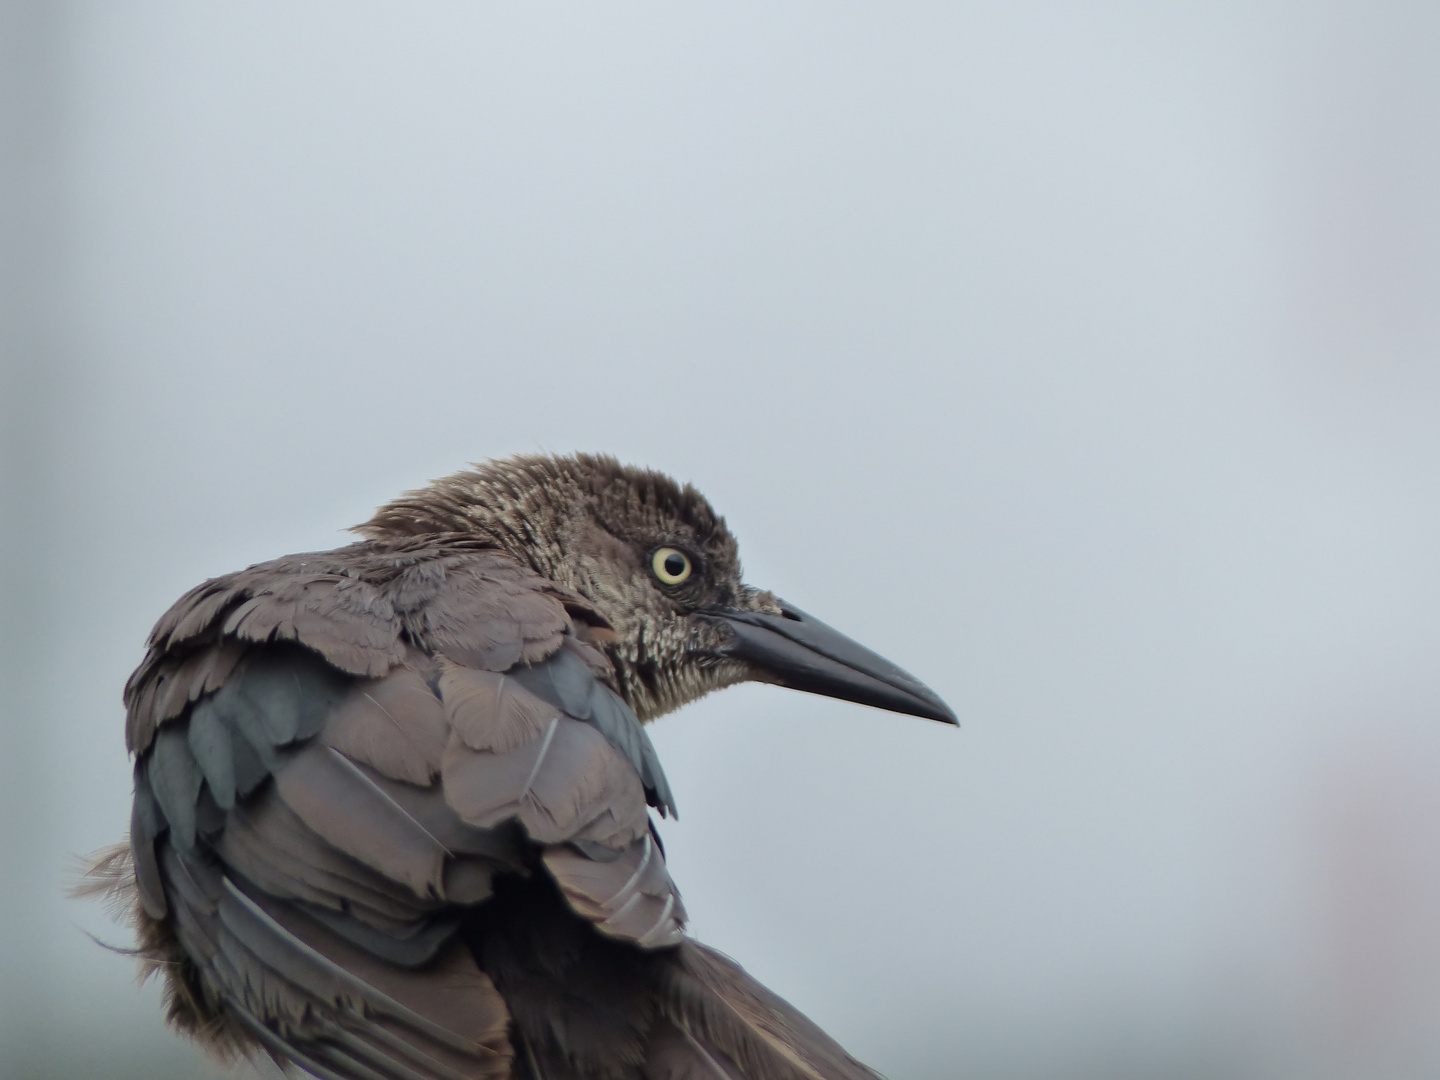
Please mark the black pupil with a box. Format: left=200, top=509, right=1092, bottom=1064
left=663, top=553, right=687, bottom=578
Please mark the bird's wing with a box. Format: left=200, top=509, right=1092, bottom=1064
left=646, top=942, right=884, bottom=1080
left=124, top=543, right=685, bottom=1080
left=460, top=638, right=684, bottom=948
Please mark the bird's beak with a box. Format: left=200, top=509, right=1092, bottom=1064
left=704, top=601, right=958, bottom=725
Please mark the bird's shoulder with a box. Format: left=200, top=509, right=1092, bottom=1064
left=123, top=537, right=685, bottom=1077
left=125, top=538, right=607, bottom=750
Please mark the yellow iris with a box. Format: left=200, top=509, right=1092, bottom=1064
left=651, top=547, right=692, bottom=585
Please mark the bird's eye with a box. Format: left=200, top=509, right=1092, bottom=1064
left=651, top=547, right=692, bottom=586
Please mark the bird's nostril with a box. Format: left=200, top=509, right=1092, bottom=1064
left=780, top=607, right=802, bottom=622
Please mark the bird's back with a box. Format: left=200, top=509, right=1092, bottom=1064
left=101, top=535, right=879, bottom=1080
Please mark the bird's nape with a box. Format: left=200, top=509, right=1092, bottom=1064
left=705, top=601, right=958, bottom=725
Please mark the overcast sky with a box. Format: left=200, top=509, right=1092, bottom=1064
left=3, top=4, right=1440, bottom=1079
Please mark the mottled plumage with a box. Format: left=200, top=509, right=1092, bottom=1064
left=82, top=453, right=954, bottom=1080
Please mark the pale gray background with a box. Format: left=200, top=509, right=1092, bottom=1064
left=3, top=3, right=1440, bottom=1079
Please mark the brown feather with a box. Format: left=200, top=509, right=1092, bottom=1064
left=95, top=455, right=917, bottom=1080
left=218, top=789, right=437, bottom=926
left=155, top=641, right=247, bottom=725
left=644, top=1021, right=743, bottom=1080
left=340, top=764, right=528, bottom=867
left=152, top=834, right=513, bottom=1080
left=322, top=666, right=450, bottom=785
left=406, top=556, right=570, bottom=672
left=440, top=718, right=648, bottom=847
left=126, top=642, right=249, bottom=754
left=543, top=835, right=686, bottom=949
left=439, top=662, right=562, bottom=754
left=221, top=574, right=402, bottom=677
left=154, top=578, right=247, bottom=649
left=659, top=945, right=882, bottom=1080
left=273, top=743, right=451, bottom=898
left=218, top=876, right=510, bottom=1061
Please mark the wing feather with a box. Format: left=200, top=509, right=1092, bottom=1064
left=434, top=641, right=687, bottom=947
left=272, top=743, right=451, bottom=898
left=129, top=801, right=168, bottom=919
left=655, top=945, right=883, bottom=1080
left=186, top=699, right=238, bottom=807
left=543, top=835, right=686, bottom=949
left=146, top=726, right=203, bottom=850
left=217, top=790, right=432, bottom=925
left=112, top=538, right=753, bottom=1080
left=440, top=717, right=648, bottom=848
left=158, top=840, right=509, bottom=1080
left=147, top=641, right=247, bottom=729
left=216, top=875, right=505, bottom=1057
left=511, top=644, right=676, bottom=817
left=155, top=579, right=246, bottom=648
left=409, top=558, right=570, bottom=672
left=322, top=666, right=449, bottom=785
left=644, top=1021, right=743, bottom=1080
left=439, top=663, right=561, bottom=754
left=220, top=575, right=403, bottom=677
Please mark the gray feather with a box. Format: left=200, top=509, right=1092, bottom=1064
left=194, top=783, right=226, bottom=840
left=234, top=650, right=347, bottom=746
left=215, top=877, right=478, bottom=1053
left=304, top=1032, right=431, bottom=1080
left=131, top=765, right=165, bottom=838
left=187, top=700, right=236, bottom=808
left=146, top=726, right=203, bottom=849
left=294, top=901, right=460, bottom=970
left=218, top=791, right=433, bottom=923
left=587, top=685, right=676, bottom=818
left=316, top=1017, right=485, bottom=1080
left=512, top=646, right=594, bottom=719
left=129, top=802, right=168, bottom=919
left=515, top=646, right=678, bottom=818
left=229, top=723, right=271, bottom=797
left=228, top=1008, right=355, bottom=1080
left=207, top=677, right=279, bottom=773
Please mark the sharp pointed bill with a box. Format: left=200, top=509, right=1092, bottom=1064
left=707, top=602, right=958, bottom=725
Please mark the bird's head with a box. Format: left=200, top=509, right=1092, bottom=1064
left=359, top=453, right=956, bottom=726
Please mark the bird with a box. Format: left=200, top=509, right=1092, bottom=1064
left=81, top=452, right=956, bottom=1080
